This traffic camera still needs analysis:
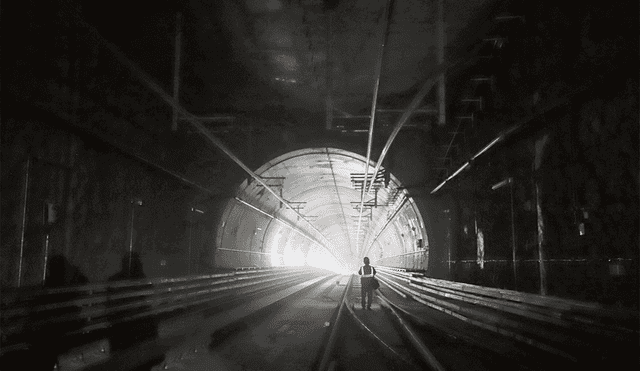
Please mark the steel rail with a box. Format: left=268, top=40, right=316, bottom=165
left=1, top=268, right=315, bottom=356
left=83, top=274, right=330, bottom=371
left=355, top=0, right=395, bottom=258
left=377, top=249, right=427, bottom=259
left=73, top=16, right=344, bottom=268
left=317, top=275, right=353, bottom=371
left=374, top=271, right=590, bottom=362
left=376, top=274, right=409, bottom=299
left=377, top=292, right=446, bottom=371
left=1, top=269, right=306, bottom=317
left=344, top=299, right=418, bottom=368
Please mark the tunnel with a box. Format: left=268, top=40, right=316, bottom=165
left=2, top=0, right=638, bottom=370
left=216, top=147, right=428, bottom=272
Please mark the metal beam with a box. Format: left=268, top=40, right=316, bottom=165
left=429, top=78, right=597, bottom=195
left=431, top=161, right=471, bottom=194
left=364, top=76, right=437, bottom=196
left=364, top=39, right=490, bottom=195
left=325, top=12, right=334, bottom=130
left=431, top=124, right=520, bottom=194
left=356, top=0, right=394, bottom=258
left=171, top=12, right=182, bottom=131
left=75, top=16, right=345, bottom=268
left=436, top=0, right=446, bottom=126
left=333, top=108, right=437, bottom=119
left=17, top=158, right=30, bottom=287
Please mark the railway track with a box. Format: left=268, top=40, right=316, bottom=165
left=318, top=277, right=568, bottom=371
left=5, top=267, right=635, bottom=370
left=155, top=274, right=342, bottom=370
left=162, top=273, right=570, bottom=371
left=373, top=266, right=638, bottom=369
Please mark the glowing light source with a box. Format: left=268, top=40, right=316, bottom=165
left=274, top=77, right=297, bottom=83
left=283, top=244, right=305, bottom=266
left=270, top=250, right=282, bottom=266
left=306, top=248, right=346, bottom=274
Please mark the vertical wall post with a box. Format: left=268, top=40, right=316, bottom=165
left=187, top=218, right=192, bottom=275
left=247, top=124, right=253, bottom=167
left=325, top=12, right=333, bottom=130
left=17, top=158, right=31, bottom=287
left=171, top=12, right=182, bottom=131
left=535, top=182, right=547, bottom=295
left=510, top=180, right=517, bottom=290
left=42, top=233, right=50, bottom=286
left=436, top=0, right=446, bottom=126
left=445, top=208, right=451, bottom=278
left=128, top=200, right=139, bottom=276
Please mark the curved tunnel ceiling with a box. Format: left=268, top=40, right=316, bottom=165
left=218, top=148, right=428, bottom=271
left=182, top=0, right=490, bottom=115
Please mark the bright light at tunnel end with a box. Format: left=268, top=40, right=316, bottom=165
left=302, top=247, right=350, bottom=274
left=222, top=148, right=428, bottom=276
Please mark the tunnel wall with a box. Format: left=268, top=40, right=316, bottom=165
left=3, top=1, right=241, bottom=287
left=0, top=119, right=221, bottom=287
left=215, top=148, right=431, bottom=272
left=418, top=0, right=638, bottom=308
left=215, top=200, right=277, bottom=269
left=372, top=198, right=429, bottom=270
left=441, top=88, right=639, bottom=309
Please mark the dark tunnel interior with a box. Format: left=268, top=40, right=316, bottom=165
left=1, top=0, right=638, bottom=369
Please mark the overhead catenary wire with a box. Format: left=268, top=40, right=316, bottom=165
left=72, top=14, right=346, bottom=269
left=355, top=0, right=395, bottom=260
left=364, top=40, right=492, bottom=197
left=234, top=197, right=327, bottom=253
left=362, top=196, right=409, bottom=259
left=326, top=149, right=355, bottom=259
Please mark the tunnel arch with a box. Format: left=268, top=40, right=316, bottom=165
left=215, top=148, right=429, bottom=272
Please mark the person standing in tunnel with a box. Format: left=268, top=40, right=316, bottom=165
left=358, top=257, right=377, bottom=310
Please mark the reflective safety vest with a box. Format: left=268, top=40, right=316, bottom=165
left=360, top=265, right=375, bottom=277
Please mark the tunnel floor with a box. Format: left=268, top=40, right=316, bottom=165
left=41, top=271, right=638, bottom=371
left=157, top=276, right=346, bottom=370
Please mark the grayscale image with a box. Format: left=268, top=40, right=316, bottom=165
left=2, top=0, right=638, bottom=370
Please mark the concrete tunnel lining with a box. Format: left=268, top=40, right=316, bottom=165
left=216, top=148, right=428, bottom=272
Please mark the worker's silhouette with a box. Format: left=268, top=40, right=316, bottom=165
left=358, top=257, right=377, bottom=310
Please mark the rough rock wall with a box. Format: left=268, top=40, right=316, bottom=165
left=1, top=120, right=219, bottom=287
